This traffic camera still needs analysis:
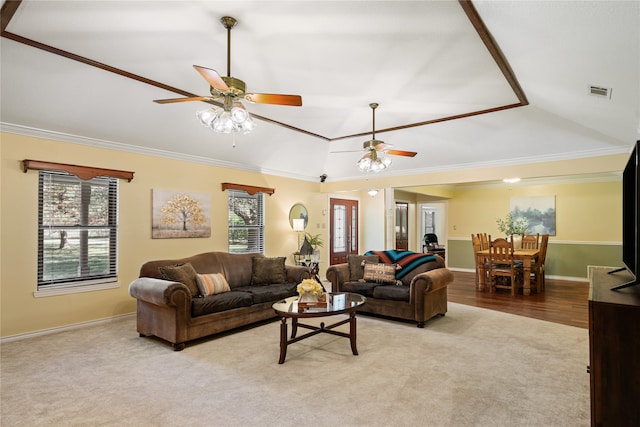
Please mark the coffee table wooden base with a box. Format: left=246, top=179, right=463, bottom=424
left=278, top=312, right=358, bottom=364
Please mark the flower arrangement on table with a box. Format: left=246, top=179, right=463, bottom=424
left=296, top=279, right=325, bottom=306
left=297, top=279, right=324, bottom=297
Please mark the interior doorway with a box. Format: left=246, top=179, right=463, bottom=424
left=419, top=202, right=447, bottom=252
left=329, top=198, right=359, bottom=265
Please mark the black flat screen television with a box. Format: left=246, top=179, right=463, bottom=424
left=610, top=140, right=640, bottom=290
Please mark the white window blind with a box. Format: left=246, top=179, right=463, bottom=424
left=228, top=189, right=264, bottom=254
left=38, top=171, right=118, bottom=288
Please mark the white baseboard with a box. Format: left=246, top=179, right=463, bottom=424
left=447, top=267, right=588, bottom=283
left=0, top=313, right=135, bottom=344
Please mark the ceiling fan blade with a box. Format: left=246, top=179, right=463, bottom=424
left=373, top=142, right=393, bottom=151
left=193, top=65, right=230, bottom=92
left=330, top=149, right=366, bottom=154
left=386, top=149, right=418, bottom=158
left=244, top=93, right=302, bottom=106
left=153, top=96, right=213, bottom=104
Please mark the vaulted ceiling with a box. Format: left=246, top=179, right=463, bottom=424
left=1, top=0, right=639, bottom=182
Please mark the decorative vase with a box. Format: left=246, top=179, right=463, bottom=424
left=311, top=248, right=320, bottom=263
left=509, top=235, right=522, bottom=250
left=299, top=293, right=318, bottom=303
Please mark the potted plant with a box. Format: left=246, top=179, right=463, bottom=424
left=302, top=233, right=324, bottom=263
left=496, top=213, right=529, bottom=248
left=304, top=233, right=324, bottom=249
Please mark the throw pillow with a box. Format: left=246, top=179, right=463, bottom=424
left=251, top=256, right=286, bottom=286
left=347, top=255, right=380, bottom=281
left=196, top=273, right=231, bottom=296
left=158, top=262, right=200, bottom=296
left=362, top=261, right=401, bottom=285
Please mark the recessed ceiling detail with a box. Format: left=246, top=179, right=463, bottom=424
left=0, top=1, right=526, bottom=143
left=1, top=0, right=637, bottom=181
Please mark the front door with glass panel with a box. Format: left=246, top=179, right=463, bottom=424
left=395, top=202, right=408, bottom=251
left=329, top=198, right=358, bottom=265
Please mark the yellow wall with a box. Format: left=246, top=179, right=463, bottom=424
left=444, top=179, right=623, bottom=277
left=359, top=189, right=386, bottom=250
left=447, top=180, right=622, bottom=242
left=1, top=133, right=325, bottom=337
left=370, top=180, right=621, bottom=278
left=0, top=131, right=627, bottom=338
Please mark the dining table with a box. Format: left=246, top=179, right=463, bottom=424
left=476, top=248, right=540, bottom=295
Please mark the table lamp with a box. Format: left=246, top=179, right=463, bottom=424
left=292, top=218, right=305, bottom=251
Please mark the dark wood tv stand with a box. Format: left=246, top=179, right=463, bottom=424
left=588, top=266, right=640, bottom=426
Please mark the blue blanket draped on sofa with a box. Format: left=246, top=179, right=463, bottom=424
left=364, top=250, right=436, bottom=280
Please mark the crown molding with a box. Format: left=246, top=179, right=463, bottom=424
left=0, top=122, right=318, bottom=182
left=1, top=122, right=627, bottom=186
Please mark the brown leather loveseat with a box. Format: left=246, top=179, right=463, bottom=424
left=326, top=250, right=453, bottom=327
left=129, top=251, right=310, bottom=350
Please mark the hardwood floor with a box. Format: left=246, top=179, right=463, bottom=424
left=448, top=271, right=589, bottom=329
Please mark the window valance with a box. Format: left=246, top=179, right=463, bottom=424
left=22, top=159, right=134, bottom=182
left=221, top=182, right=274, bottom=196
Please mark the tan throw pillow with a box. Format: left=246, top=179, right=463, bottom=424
left=196, top=273, right=231, bottom=296
left=158, top=262, right=200, bottom=296
left=251, top=256, right=286, bottom=286
left=362, top=262, right=401, bottom=285
left=347, top=255, right=380, bottom=281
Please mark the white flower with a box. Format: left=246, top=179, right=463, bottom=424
left=297, top=279, right=323, bottom=296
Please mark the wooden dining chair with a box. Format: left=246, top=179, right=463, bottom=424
left=471, top=234, right=488, bottom=289
left=488, top=235, right=522, bottom=295
left=479, top=233, right=489, bottom=250
left=521, top=233, right=540, bottom=249
left=530, top=234, right=549, bottom=292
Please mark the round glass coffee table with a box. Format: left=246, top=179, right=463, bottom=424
left=272, top=292, right=366, bottom=364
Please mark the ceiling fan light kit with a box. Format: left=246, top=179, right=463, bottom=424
left=354, top=103, right=416, bottom=173
left=357, top=146, right=392, bottom=173
left=196, top=101, right=256, bottom=134
left=154, top=16, right=301, bottom=136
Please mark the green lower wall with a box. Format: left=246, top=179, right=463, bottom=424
left=447, top=239, right=622, bottom=279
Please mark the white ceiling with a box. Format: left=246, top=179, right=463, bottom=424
left=1, top=0, right=639, bottom=183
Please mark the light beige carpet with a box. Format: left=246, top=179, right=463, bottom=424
left=0, top=302, right=589, bottom=426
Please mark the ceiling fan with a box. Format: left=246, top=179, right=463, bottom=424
left=335, top=103, right=417, bottom=172
left=153, top=16, right=302, bottom=133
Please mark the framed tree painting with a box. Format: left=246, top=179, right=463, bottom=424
left=152, top=189, right=211, bottom=238
left=510, top=195, right=556, bottom=236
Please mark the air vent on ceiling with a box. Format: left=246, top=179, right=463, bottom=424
left=589, top=85, right=612, bottom=99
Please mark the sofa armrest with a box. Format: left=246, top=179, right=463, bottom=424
left=409, top=268, right=454, bottom=303
left=412, top=268, right=453, bottom=292
left=128, top=277, right=191, bottom=307
left=285, top=265, right=312, bottom=283
left=326, top=264, right=349, bottom=292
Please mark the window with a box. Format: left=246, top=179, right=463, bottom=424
left=227, top=189, right=264, bottom=253
left=38, top=171, right=118, bottom=291
left=423, top=209, right=436, bottom=235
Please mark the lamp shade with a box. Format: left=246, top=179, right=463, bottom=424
left=196, top=104, right=256, bottom=135
left=292, top=218, right=305, bottom=232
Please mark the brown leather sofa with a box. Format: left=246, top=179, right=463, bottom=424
left=128, top=251, right=310, bottom=350
left=325, top=252, right=453, bottom=327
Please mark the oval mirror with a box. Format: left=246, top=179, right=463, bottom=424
left=289, top=203, right=308, bottom=230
